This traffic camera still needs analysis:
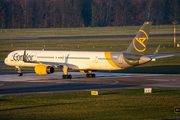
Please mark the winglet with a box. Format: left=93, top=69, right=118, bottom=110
left=153, top=45, right=161, bottom=56
left=151, top=45, right=161, bottom=61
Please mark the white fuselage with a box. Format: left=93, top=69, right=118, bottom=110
left=4, top=50, right=129, bottom=70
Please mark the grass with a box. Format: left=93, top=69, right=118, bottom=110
left=0, top=89, right=180, bottom=119
left=0, top=24, right=180, bottom=37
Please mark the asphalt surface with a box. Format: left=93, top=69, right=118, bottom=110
left=1, top=33, right=180, bottom=40
left=0, top=71, right=180, bottom=96
left=0, top=62, right=7, bottom=67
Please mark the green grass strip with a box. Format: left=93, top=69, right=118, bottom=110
left=0, top=89, right=180, bottom=119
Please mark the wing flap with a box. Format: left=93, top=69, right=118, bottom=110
left=36, top=61, right=79, bottom=69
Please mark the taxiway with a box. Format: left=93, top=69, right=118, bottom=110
left=0, top=71, right=180, bottom=95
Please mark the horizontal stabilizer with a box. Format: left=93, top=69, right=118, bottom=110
left=145, top=53, right=180, bottom=61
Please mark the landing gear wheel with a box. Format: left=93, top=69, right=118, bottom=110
left=68, top=75, right=72, bottom=78
left=86, top=73, right=95, bottom=78
left=92, top=73, right=95, bottom=77
left=62, top=74, right=72, bottom=79
left=18, top=73, right=23, bottom=76
left=86, top=74, right=89, bottom=77
left=62, top=75, right=66, bottom=79
left=16, top=66, right=23, bottom=76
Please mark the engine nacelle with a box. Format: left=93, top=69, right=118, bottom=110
left=34, top=65, right=54, bottom=75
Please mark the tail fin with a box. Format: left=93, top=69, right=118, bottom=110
left=124, top=21, right=152, bottom=55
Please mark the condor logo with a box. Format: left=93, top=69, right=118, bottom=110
left=133, top=30, right=148, bottom=52
left=13, top=53, right=34, bottom=61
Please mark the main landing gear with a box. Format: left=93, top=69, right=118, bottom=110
left=62, top=65, right=72, bottom=79
left=86, top=73, right=95, bottom=77
left=62, top=74, right=72, bottom=79
left=16, top=66, right=23, bottom=76
left=86, top=71, right=96, bottom=78
left=62, top=66, right=96, bottom=79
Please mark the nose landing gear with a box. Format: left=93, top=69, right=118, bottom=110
left=16, top=66, right=23, bottom=76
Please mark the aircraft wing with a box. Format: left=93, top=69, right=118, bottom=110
left=37, top=61, right=80, bottom=69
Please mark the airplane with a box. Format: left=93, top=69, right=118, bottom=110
left=4, top=21, right=180, bottom=79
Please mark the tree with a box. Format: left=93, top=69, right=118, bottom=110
left=91, top=1, right=99, bottom=27
left=0, top=0, right=178, bottom=28
left=168, top=0, right=180, bottom=23
left=82, top=0, right=92, bottom=27
left=0, top=0, right=6, bottom=28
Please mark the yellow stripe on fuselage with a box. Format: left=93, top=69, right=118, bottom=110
left=104, top=52, right=121, bottom=69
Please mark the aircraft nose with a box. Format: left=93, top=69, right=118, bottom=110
left=139, top=56, right=151, bottom=64
left=4, top=58, right=8, bottom=65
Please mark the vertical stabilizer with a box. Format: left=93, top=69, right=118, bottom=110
left=124, top=21, right=152, bottom=55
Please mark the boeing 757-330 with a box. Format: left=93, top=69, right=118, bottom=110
left=4, top=21, right=180, bottom=78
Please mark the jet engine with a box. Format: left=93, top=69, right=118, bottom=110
left=34, top=65, right=54, bottom=75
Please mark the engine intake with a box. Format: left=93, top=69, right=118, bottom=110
left=35, top=65, right=54, bottom=75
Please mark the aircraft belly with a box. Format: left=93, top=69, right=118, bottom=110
left=68, top=60, right=90, bottom=70
left=83, top=59, right=119, bottom=70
